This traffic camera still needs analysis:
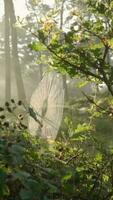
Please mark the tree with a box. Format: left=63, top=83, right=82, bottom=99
left=25, top=0, right=52, bottom=81
left=59, top=0, right=68, bottom=100
left=4, top=0, right=11, bottom=101
left=4, top=0, right=26, bottom=102
left=33, top=0, right=113, bottom=97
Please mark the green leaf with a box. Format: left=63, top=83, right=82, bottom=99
left=76, top=80, right=89, bottom=88
left=28, top=42, right=46, bottom=51
left=0, top=168, right=6, bottom=184
left=61, top=171, right=72, bottom=183
left=48, top=184, right=58, bottom=194
left=0, top=169, right=9, bottom=197
left=20, top=189, right=33, bottom=200
left=103, top=174, right=109, bottom=182
left=13, top=170, right=31, bottom=180
left=75, top=123, right=92, bottom=133
left=95, top=153, right=102, bottom=162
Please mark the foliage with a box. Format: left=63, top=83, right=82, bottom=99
left=29, top=0, right=113, bottom=96
left=0, top=129, right=113, bottom=200
left=0, top=102, right=113, bottom=200
left=2, top=0, right=113, bottom=199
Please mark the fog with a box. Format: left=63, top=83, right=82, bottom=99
left=0, top=0, right=102, bottom=140
left=0, top=0, right=93, bottom=104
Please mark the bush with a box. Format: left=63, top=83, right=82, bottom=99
left=0, top=128, right=113, bottom=200
left=0, top=100, right=113, bottom=200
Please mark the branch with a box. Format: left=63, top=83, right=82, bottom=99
left=30, top=31, right=104, bottom=82
left=66, top=150, right=84, bottom=164
left=60, top=0, right=65, bottom=30
left=46, top=45, right=104, bottom=81
left=99, top=46, right=113, bottom=96
left=82, top=91, right=112, bottom=116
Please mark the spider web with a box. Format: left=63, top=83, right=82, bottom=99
left=28, top=71, right=64, bottom=140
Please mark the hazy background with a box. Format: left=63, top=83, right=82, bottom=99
left=0, top=0, right=92, bottom=105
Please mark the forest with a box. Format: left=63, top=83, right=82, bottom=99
left=1, top=0, right=113, bottom=199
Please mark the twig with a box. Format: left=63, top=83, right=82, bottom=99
left=82, top=91, right=109, bottom=114
left=66, top=150, right=84, bottom=165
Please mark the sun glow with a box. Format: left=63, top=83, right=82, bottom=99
left=13, top=0, right=28, bottom=17
left=0, top=0, right=55, bottom=19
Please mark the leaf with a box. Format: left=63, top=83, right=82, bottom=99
left=38, top=30, right=45, bottom=42
left=76, top=80, right=89, bottom=88
left=9, top=144, right=25, bottom=165
left=75, top=123, right=92, bottom=133
left=0, top=107, right=4, bottom=111
left=95, top=153, right=102, bottom=162
left=48, top=184, right=58, bottom=194
left=0, top=169, right=9, bottom=197
left=103, top=174, right=109, bottom=182
left=20, top=179, right=43, bottom=199
left=13, top=170, right=31, bottom=180
left=61, top=171, right=72, bottom=183
left=0, top=168, right=6, bottom=184
left=28, top=42, right=45, bottom=51
left=20, top=189, right=33, bottom=200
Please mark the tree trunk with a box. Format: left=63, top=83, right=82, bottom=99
left=60, top=0, right=68, bottom=101
left=4, top=0, right=11, bottom=101
left=9, top=0, right=26, bottom=103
